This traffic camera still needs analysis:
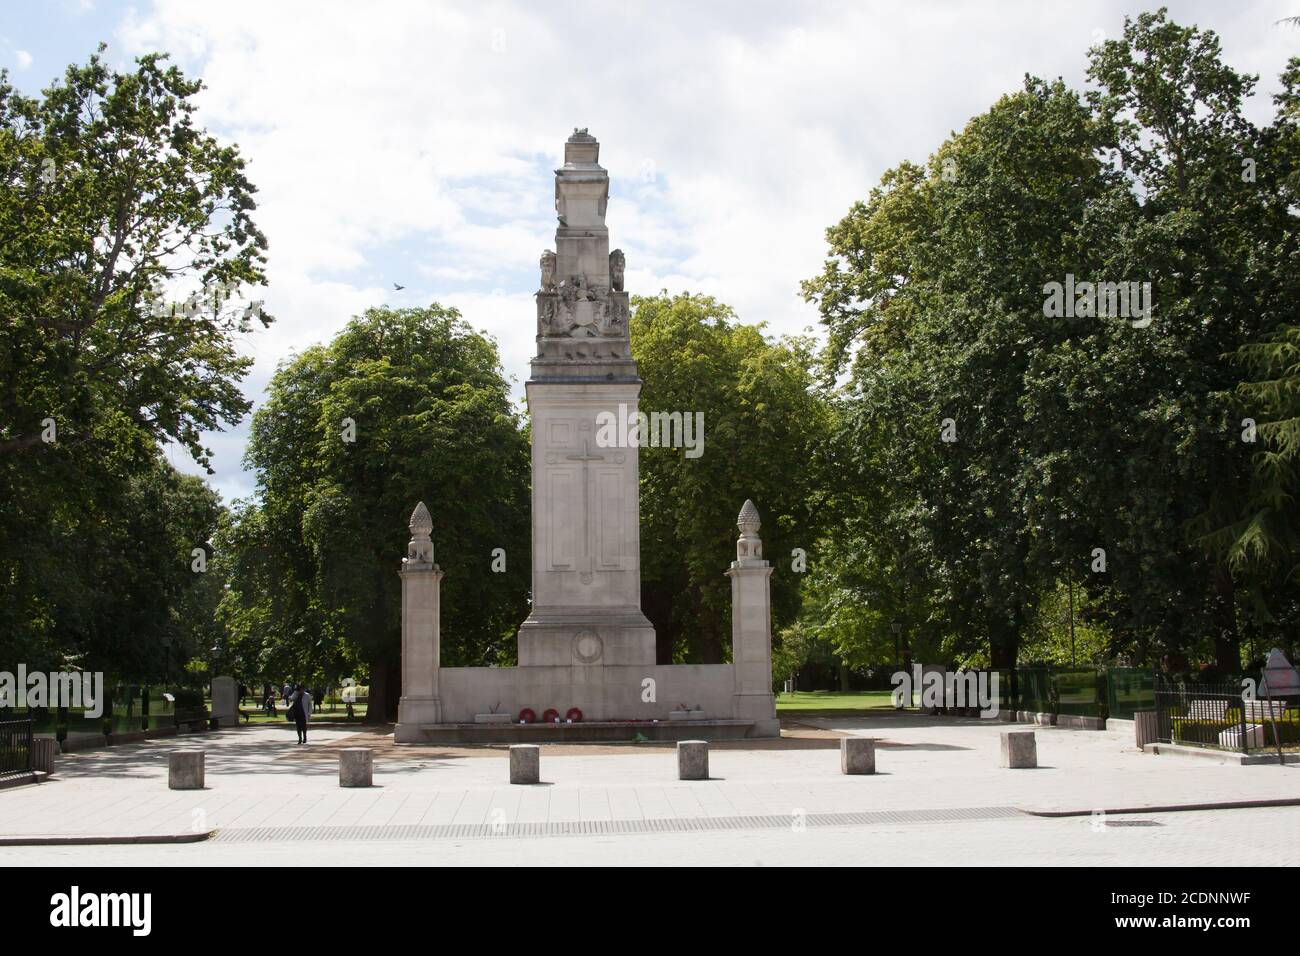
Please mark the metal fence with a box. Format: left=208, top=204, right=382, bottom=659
left=1154, top=676, right=1299, bottom=754
left=0, top=716, right=34, bottom=777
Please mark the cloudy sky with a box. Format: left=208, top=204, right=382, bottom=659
left=4, top=0, right=1297, bottom=502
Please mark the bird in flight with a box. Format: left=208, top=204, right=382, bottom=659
left=393, top=283, right=405, bottom=291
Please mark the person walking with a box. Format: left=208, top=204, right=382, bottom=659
left=288, top=683, right=312, bottom=744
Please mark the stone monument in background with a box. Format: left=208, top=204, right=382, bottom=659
left=395, top=130, right=778, bottom=742
left=518, top=127, right=656, bottom=668
left=210, top=675, right=239, bottom=728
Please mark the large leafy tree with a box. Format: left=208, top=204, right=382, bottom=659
left=220, top=306, right=530, bottom=720
left=631, top=293, right=833, bottom=664
left=0, top=48, right=267, bottom=673
left=802, top=10, right=1299, bottom=671
left=0, top=451, right=225, bottom=682
left=1203, top=58, right=1300, bottom=596
left=0, top=46, right=268, bottom=464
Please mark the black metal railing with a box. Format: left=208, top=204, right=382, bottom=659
left=0, top=716, right=34, bottom=777
left=1154, top=677, right=1298, bottom=754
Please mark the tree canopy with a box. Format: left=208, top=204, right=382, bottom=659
left=631, top=292, right=833, bottom=664
left=0, top=48, right=267, bottom=681
left=217, top=305, right=531, bottom=719
left=800, top=9, right=1300, bottom=674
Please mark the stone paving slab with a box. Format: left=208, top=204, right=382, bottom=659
left=1, top=717, right=1296, bottom=840
left=2, top=806, right=1296, bottom=866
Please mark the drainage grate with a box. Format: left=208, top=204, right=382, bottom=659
left=212, top=805, right=1022, bottom=843
left=1104, top=820, right=1163, bottom=827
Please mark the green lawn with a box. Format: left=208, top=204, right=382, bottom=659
left=238, top=701, right=368, bottom=724
left=775, top=690, right=895, bottom=711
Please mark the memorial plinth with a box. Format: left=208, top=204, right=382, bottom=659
left=395, top=130, right=778, bottom=744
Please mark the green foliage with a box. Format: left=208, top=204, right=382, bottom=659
left=801, top=10, right=1300, bottom=670
left=630, top=293, right=833, bottom=663
left=1224, top=322, right=1300, bottom=581
left=1018, top=581, right=1111, bottom=667
left=0, top=450, right=226, bottom=679
left=0, top=47, right=266, bottom=678
left=0, top=45, right=268, bottom=466
left=217, top=305, right=530, bottom=718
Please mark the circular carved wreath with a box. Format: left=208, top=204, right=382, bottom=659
left=518, top=708, right=536, bottom=724
left=565, top=707, right=583, bottom=723
left=542, top=708, right=561, bottom=723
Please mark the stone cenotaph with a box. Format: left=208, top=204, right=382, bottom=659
left=394, top=130, right=779, bottom=743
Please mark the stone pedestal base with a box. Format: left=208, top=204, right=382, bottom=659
left=1001, top=731, right=1037, bottom=768
left=395, top=695, right=442, bottom=742
left=677, top=740, right=709, bottom=780
left=339, top=748, right=373, bottom=787
left=509, top=744, right=540, bottom=784
left=169, top=751, right=205, bottom=789
left=840, top=737, right=876, bottom=774
left=517, top=615, right=655, bottom=667
left=732, top=692, right=779, bottom=738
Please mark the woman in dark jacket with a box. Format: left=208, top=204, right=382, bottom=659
left=287, top=684, right=312, bottom=744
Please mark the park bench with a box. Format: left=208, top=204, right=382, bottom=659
left=173, top=707, right=217, bottom=732
left=1244, top=699, right=1288, bottom=722
left=1171, top=698, right=1231, bottom=747
left=1186, top=699, right=1229, bottom=721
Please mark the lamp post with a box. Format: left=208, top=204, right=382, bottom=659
left=891, top=620, right=902, bottom=673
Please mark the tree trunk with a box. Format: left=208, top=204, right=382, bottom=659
left=1210, top=566, right=1240, bottom=675
left=696, top=626, right=725, bottom=664
left=643, top=584, right=679, bottom=664
left=366, top=653, right=400, bottom=724
left=989, top=608, right=1020, bottom=670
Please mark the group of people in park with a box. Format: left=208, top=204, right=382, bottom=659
left=246, top=681, right=315, bottom=742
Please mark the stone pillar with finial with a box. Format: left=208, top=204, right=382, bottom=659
left=726, top=500, right=779, bottom=736
left=395, top=502, right=444, bottom=742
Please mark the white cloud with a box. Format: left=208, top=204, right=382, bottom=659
left=112, top=0, right=1300, bottom=499
left=14, top=49, right=32, bottom=69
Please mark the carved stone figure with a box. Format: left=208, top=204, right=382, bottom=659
left=594, top=293, right=627, bottom=336
left=540, top=250, right=556, bottom=292
left=609, top=249, right=625, bottom=292
left=537, top=294, right=561, bottom=334
left=608, top=294, right=629, bottom=330
left=594, top=297, right=614, bottom=336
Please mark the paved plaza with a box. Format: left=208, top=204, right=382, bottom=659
left=3, top=714, right=1297, bottom=866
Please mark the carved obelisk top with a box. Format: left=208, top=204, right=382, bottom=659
left=532, top=129, right=634, bottom=377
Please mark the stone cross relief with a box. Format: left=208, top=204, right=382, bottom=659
left=547, top=423, right=628, bottom=584
left=565, top=436, right=606, bottom=584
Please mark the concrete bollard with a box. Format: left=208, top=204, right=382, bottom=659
left=1000, top=731, right=1037, bottom=769
left=1134, top=710, right=1159, bottom=749
left=338, top=747, right=373, bottom=787
left=32, top=738, right=57, bottom=774
left=168, top=750, right=205, bottom=789
left=677, top=740, right=709, bottom=780
left=509, top=744, right=540, bottom=784
left=840, top=736, right=876, bottom=774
